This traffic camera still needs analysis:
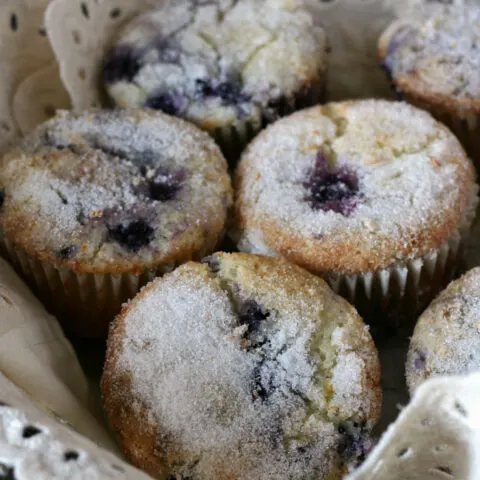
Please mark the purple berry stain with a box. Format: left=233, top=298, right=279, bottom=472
left=413, top=350, right=427, bottom=371
left=145, top=92, right=188, bottom=116
left=239, top=300, right=270, bottom=334
left=148, top=169, right=184, bottom=202
left=108, top=220, right=154, bottom=252
left=304, top=151, right=360, bottom=216
left=195, top=78, right=248, bottom=106
left=103, top=44, right=141, bottom=84
left=337, top=421, right=372, bottom=465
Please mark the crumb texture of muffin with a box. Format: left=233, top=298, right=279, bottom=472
left=102, top=253, right=381, bottom=480
left=233, top=100, right=477, bottom=277
left=407, top=267, right=480, bottom=393
left=103, top=0, right=328, bottom=147
left=0, top=108, right=232, bottom=336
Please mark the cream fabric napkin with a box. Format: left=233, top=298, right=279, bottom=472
left=0, top=257, right=117, bottom=452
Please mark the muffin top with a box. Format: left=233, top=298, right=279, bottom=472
left=0, top=109, right=232, bottom=274
left=233, top=100, right=477, bottom=275
left=102, top=253, right=380, bottom=479
left=103, top=0, right=328, bottom=130
left=407, top=267, right=480, bottom=393
left=379, top=5, right=480, bottom=110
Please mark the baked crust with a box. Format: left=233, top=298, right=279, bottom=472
left=407, top=267, right=480, bottom=393
left=378, top=11, right=480, bottom=115
left=102, top=253, right=381, bottom=479
left=0, top=108, right=233, bottom=275
left=232, top=100, right=477, bottom=275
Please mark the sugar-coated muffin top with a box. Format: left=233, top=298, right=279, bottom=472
left=233, top=100, right=478, bottom=275
left=407, top=267, right=480, bottom=393
left=379, top=5, right=480, bottom=109
left=102, top=253, right=381, bottom=479
left=103, top=0, right=328, bottom=130
left=0, top=109, right=232, bottom=273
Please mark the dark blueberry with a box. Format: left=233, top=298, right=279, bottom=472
left=0, top=188, right=4, bottom=208
left=103, top=44, right=141, bottom=84
left=0, top=464, right=15, bottom=480
left=304, top=152, right=360, bottom=216
left=56, top=246, right=77, bottom=260
left=148, top=171, right=184, bottom=202
left=145, top=92, right=187, bottom=115
left=413, top=350, right=427, bottom=371
left=108, top=220, right=154, bottom=252
left=266, top=96, right=293, bottom=119
left=336, top=421, right=370, bottom=465
left=251, top=362, right=272, bottom=401
left=22, top=425, right=42, bottom=438
left=63, top=450, right=79, bottom=461
left=195, top=78, right=247, bottom=105
left=239, top=300, right=270, bottom=334
left=195, top=79, right=215, bottom=97
left=201, top=255, right=220, bottom=273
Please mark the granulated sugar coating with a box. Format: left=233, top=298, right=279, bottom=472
left=0, top=109, right=232, bottom=274
left=232, top=100, right=478, bottom=275
left=407, top=267, right=480, bottom=393
left=103, top=0, right=328, bottom=131
left=102, top=253, right=381, bottom=479
left=379, top=4, right=480, bottom=106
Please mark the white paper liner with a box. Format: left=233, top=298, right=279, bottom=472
left=326, top=235, right=462, bottom=314
left=0, top=256, right=117, bottom=451
left=0, top=373, right=151, bottom=479
left=0, top=235, right=180, bottom=338
left=347, top=373, right=480, bottom=480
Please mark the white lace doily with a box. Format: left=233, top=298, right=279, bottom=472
left=0, top=374, right=151, bottom=479
left=0, top=0, right=70, bottom=152
left=347, top=373, right=480, bottom=480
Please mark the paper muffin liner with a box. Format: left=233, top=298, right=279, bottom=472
left=216, top=77, right=327, bottom=166
left=0, top=236, right=180, bottom=339
left=325, top=234, right=462, bottom=325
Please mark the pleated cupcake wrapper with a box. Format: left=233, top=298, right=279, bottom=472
left=326, top=235, right=462, bottom=316
left=0, top=237, right=177, bottom=339
left=399, top=93, right=480, bottom=170
left=216, top=76, right=327, bottom=167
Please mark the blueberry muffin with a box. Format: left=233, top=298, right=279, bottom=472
left=407, top=267, right=480, bottom=393
left=0, top=109, right=232, bottom=338
left=103, top=0, right=328, bottom=162
left=101, top=252, right=381, bottom=479
left=232, top=100, right=478, bottom=312
left=379, top=4, right=480, bottom=165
